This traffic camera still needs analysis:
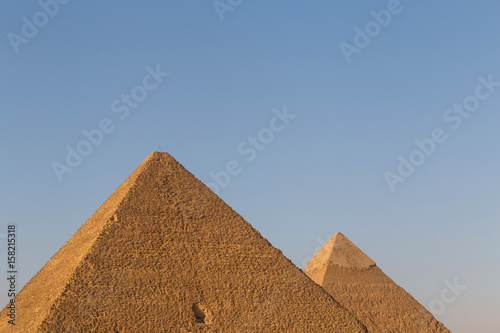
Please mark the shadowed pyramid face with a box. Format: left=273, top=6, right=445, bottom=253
left=0, top=152, right=367, bottom=333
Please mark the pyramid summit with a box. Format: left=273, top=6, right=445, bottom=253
left=305, top=232, right=376, bottom=286
left=308, top=232, right=376, bottom=270
left=304, top=232, right=451, bottom=333
left=1, top=152, right=367, bottom=332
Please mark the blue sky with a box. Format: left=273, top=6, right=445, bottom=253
left=1, top=1, right=500, bottom=331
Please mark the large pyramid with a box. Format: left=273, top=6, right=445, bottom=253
left=1, top=152, right=367, bottom=332
left=304, top=232, right=451, bottom=333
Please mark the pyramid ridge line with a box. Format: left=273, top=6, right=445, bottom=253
left=0, top=152, right=159, bottom=332
left=327, top=261, right=378, bottom=271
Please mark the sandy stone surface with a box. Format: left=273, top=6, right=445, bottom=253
left=304, top=233, right=451, bottom=333
left=306, top=233, right=376, bottom=275
left=0, top=153, right=367, bottom=332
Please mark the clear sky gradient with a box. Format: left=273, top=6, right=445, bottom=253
left=1, top=1, right=499, bottom=331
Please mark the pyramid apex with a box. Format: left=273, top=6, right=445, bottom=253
left=307, top=232, right=376, bottom=270
left=142, top=151, right=176, bottom=164
left=148, top=151, right=171, bottom=158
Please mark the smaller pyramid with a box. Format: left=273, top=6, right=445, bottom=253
left=307, top=232, right=375, bottom=270
left=304, top=232, right=451, bottom=333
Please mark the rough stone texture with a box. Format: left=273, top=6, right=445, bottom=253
left=0, top=152, right=367, bottom=332
left=304, top=233, right=451, bottom=333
